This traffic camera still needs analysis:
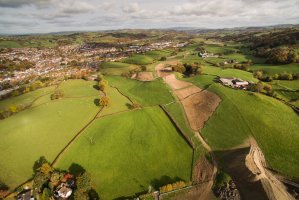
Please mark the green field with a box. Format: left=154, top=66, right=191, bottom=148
left=101, top=62, right=132, bottom=69
left=187, top=80, right=299, bottom=178
left=145, top=50, right=174, bottom=60
left=0, top=80, right=101, bottom=189
left=123, top=55, right=154, bottom=65
left=249, top=63, right=299, bottom=75
left=100, top=86, right=131, bottom=116
left=106, top=76, right=174, bottom=106
left=202, top=65, right=258, bottom=82
left=55, top=107, right=193, bottom=199
left=0, top=86, right=55, bottom=110
left=58, top=79, right=99, bottom=97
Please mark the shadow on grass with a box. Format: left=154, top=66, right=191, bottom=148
left=68, top=163, right=86, bottom=177
left=151, top=175, right=184, bottom=190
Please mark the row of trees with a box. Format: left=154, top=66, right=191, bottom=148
left=159, top=181, right=190, bottom=193
left=254, top=47, right=298, bottom=64
left=0, top=103, right=31, bottom=120
left=253, top=70, right=299, bottom=82
left=96, top=72, right=110, bottom=107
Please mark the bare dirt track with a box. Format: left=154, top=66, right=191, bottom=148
left=132, top=71, right=155, bottom=81
left=246, top=139, right=295, bottom=200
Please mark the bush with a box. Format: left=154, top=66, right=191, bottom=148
left=50, top=89, right=64, bottom=100
left=99, top=96, right=110, bottom=107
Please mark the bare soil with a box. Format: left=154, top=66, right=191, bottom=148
left=193, top=155, right=214, bottom=184
left=163, top=74, right=192, bottom=90
left=181, top=90, right=221, bottom=130
left=133, top=72, right=155, bottom=81
left=174, top=86, right=202, bottom=100
left=215, top=147, right=269, bottom=200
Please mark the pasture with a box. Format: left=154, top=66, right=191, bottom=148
left=55, top=107, right=193, bottom=199
left=0, top=80, right=101, bottom=190
left=122, top=55, right=154, bottom=65
left=106, top=76, right=174, bottom=106
left=249, top=63, right=299, bottom=75
left=145, top=49, right=174, bottom=60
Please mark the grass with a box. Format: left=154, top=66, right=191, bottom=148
left=202, top=65, right=258, bottom=83
left=100, top=86, right=131, bottom=116
left=100, top=62, right=132, bottom=69
left=122, top=55, right=154, bottom=65
left=0, top=86, right=56, bottom=110
left=58, top=79, right=99, bottom=97
left=0, top=41, right=22, bottom=48
left=145, top=50, right=174, bottom=60
left=0, top=96, right=100, bottom=190
left=106, top=76, right=174, bottom=106
left=199, top=83, right=299, bottom=178
left=55, top=107, right=193, bottom=200
left=249, top=63, right=299, bottom=75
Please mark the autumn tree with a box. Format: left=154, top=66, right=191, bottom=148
left=99, top=96, right=110, bottom=107
left=255, top=82, right=264, bottom=93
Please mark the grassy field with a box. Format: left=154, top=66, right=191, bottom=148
left=58, top=79, right=99, bottom=97
left=55, top=107, right=193, bottom=199
left=249, top=63, right=299, bottom=75
left=0, top=86, right=56, bottom=110
left=100, top=86, right=131, bottom=116
left=106, top=76, right=174, bottom=106
left=145, top=50, right=174, bottom=60
left=122, top=55, right=154, bottom=65
left=100, top=62, right=132, bottom=69
left=202, top=65, right=258, bottom=82
left=0, top=80, right=101, bottom=190
left=195, top=82, right=299, bottom=178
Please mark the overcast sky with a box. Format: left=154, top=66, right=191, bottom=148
left=0, top=0, right=298, bottom=34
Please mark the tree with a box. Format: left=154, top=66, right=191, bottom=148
left=253, top=71, right=263, bottom=79
left=9, top=105, right=17, bottom=113
left=50, top=171, right=63, bottom=186
left=41, top=188, right=51, bottom=200
left=50, top=89, right=64, bottom=100
left=97, top=72, right=103, bottom=82
left=255, top=82, right=264, bottom=93
left=98, top=80, right=108, bottom=92
left=264, top=84, right=272, bottom=93
left=76, top=172, right=91, bottom=193
left=160, top=56, right=167, bottom=61
left=99, top=96, right=110, bottom=107
left=130, top=102, right=141, bottom=109
left=33, top=172, right=49, bottom=192
left=39, top=163, right=53, bottom=175
left=74, top=190, right=88, bottom=200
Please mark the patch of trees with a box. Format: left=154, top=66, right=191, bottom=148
left=0, top=103, right=31, bottom=120
left=253, top=70, right=299, bottom=82
left=254, top=47, right=298, bottom=64
left=50, top=89, right=64, bottom=100
left=172, top=62, right=203, bottom=76
left=159, top=181, right=190, bottom=193
left=29, top=157, right=98, bottom=200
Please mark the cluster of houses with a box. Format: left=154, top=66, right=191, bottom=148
left=219, top=77, right=251, bottom=90
left=0, top=40, right=187, bottom=92
left=16, top=180, right=74, bottom=200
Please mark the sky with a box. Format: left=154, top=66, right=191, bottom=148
left=0, top=0, right=298, bottom=34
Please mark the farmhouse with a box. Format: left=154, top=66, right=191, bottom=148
left=16, top=189, right=34, bottom=200
left=199, top=52, right=219, bottom=58
left=54, top=183, right=72, bottom=199
left=219, top=77, right=250, bottom=89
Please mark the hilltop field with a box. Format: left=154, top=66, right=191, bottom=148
left=0, top=28, right=299, bottom=199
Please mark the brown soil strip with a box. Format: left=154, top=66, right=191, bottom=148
left=181, top=90, right=221, bottom=131
left=163, top=74, right=192, bottom=90
left=133, top=72, right=155, bottom=81
left=174, top=85, right=202, bottom=100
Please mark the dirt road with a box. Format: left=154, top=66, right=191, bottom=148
left=246, top=139, right=295, bottom=200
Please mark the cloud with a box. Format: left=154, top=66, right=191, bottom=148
left=123, top=3, right=140, bottom=13
left=0, top=0, right=50, bottom=8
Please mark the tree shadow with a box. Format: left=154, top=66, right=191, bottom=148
left=0, top=180, right=9, bottom=191
left=68, top=163, right=86, bottom=177
left=126, top=103, right=132, bottom=109
left=150, top=175, right=184, bottom=190
left=33, top=156, right=49, bottom=175
left=94, top=98, right=100, bottom=106
left=93, top=85, right=100, bottom=90
left=88, top=189, right=100, bottom=200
